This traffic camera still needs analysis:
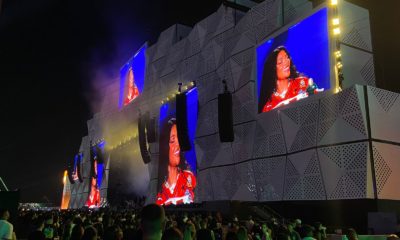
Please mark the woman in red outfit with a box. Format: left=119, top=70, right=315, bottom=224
left=156, top=119, right=196, bottom=206
left=259, top=46, right=322, bottom=113
left=123, top=67, right=140, bottom=106
left=86, top=160, right=100, bottom=208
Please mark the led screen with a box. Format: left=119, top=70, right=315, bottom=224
left=86, top=141, right=106, bottom=208
left=257, top=8, right=330, bottom=113
left=71, top=153, right=82, bottom=182
left=119, top=44, right=147, bottom=108
left=157, top=88, right=198, bottom=205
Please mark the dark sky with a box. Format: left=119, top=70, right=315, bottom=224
left=0, top=0, right=399, bottom=205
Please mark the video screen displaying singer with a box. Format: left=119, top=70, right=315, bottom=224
left=257, top=8, right=331, bottom=113
left=157, top=88, right=198, bottom=206
left=119, top=44, right=146, bottom=109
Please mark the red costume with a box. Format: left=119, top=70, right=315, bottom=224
left=123, top=86, right=139, bottom=106
left=86, top=187, right=100, bottom=208
left=262, top=77, right=321, bottom=112
left=156, top=170, right=196, bottom=206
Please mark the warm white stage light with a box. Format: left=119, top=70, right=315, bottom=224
left=333, top=27, right=341, bottom=35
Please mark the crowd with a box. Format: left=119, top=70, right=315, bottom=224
left=0, top=205, right=398, bottom=240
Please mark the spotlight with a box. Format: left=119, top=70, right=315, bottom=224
left=333, top=27, right=341, bottom=35
left=331, top=0, right=338, bottom=5
left=332, top=18, right=340, bottom=26
left=184, top=86, right=188, bottom=90
left=190, top=81, right=196, bottom=86
left=161, top=100, right=164, bottom=104
left=336, top=62, right=343, bottom=69
left=166, top=97, right=170, bottom=101
left=335, top=51, right=341, bottom=58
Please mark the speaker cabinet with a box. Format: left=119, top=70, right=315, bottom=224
left=218, top=92, right=234, bottom=142
left=146, top=117, right=157, bottom=143
left=176, top=93, right=191, bottom=151
left=138, top=113, right=152, bottom=164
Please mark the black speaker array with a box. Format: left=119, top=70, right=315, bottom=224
left=176, top=93, right=191, bottom=151
left=95, top=146, right=105, bottom=164
left=218, top=92, right=234, bottom=142
left=146, top=117, right=157, bottom=143
left=138, top=112, right=152, bottom=164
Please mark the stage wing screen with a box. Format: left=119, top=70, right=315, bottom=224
left=86, top=141, right=106, bottom=208
left=156, top=88, right=198, bottom=206
left=119, top=44, right=147, bottom=108
left=257, top=7, right=330, bottom=113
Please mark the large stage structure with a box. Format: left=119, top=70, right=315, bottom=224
left=62, top=0, right=400, bottom=232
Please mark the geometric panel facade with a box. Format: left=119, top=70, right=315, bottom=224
left=367, top=86, right=400, bottom=143
left=280, top=100, right=319, bottom=153
left=283, top=0, right=312, bottom=24
left=232, top=161, right=258, bottom=201
left=372, top=142, right=400, bottom=200
left=195, top=169, right=214, bottom=202
left=284, top=150, right=326, bottom=200
left=318, top=142, right=372, bottom=200
left=318, top=86, right=368, bottom=145
left=252, top=156, right=286, bottom=201
left=252, top=110, right=286, bottom=158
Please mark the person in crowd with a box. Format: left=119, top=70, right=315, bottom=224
left=182, top=222, right=196, bottom=240
left=276, top=226, right=291, bottom=240
left=82, top=226, right=97, bottom=240
left=156, top=119, right=196, bottom=206
left=104, top=226, right=123, bottom=240
left=287, top=221, right=301, bottom=240
left=28, top=217, right=45, bottom=240
left=261, top=223, right=272, bottom=240
left=43, top=216, right=55, bottom=240
left=259, top=46, right=322, bottom=113
left=141, top=204, right=165, bottom=240
left=299, top=225, right=316, bottom=240
left=345, top=228, right=358, bottom=240
left=226, top=231, right=239, bottom=240
left=162, top=227, right=183, bottom=240
left=237, top=226, right=248, bottom=240
left=0, top=209, right=16, bottom=240
left=312, top=222, right=326, bottom=240
left=70, top=223, right=84, bottom=240
left=197, top=219, right=214, bottom=240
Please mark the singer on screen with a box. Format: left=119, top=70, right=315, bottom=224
left=123, top=67, right=140, bottom=106
left=156, top=118, right=196, bottom=205
left=86, top=159, right=100, bottom=208
left=259, top=46, right=323, bottom=113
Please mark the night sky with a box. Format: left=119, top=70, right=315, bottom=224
left=0, top=0, right=399, bottom=205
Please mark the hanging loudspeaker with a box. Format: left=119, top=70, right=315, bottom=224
left=218, top=92, right=234, bottom=142
left=146, top=117, right=157, bottom=143
left=138, top=112, right=152, bottom=164
left=176, top=93, right=191, bottom=151
left=95, top=146, right=105, bottom=164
